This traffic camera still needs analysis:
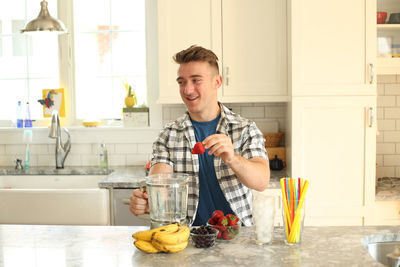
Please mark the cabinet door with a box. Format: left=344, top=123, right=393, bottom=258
left=373, top=201, right=400, bottom=225
left=290, top=0, right=376, bottom=96
left=219, top=0, right=288, bottom=102
left=290, top=96, right=376, bottom=226
left=157, top=0, right=214, bottom=104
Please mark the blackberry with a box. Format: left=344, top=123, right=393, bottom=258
left=191, top=225, right=218, bottom=248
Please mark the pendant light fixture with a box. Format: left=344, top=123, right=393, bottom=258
left=21, top=0, right=67, bottom=34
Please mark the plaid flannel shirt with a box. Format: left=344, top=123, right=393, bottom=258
left=151, top=103, right=268, bottom=226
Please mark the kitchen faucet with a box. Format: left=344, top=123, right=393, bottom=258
left=49, top=110, right=71, bottom=169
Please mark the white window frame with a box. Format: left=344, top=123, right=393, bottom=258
left=56, top=0, right=162, bottom=129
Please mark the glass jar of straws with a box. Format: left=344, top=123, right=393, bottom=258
left=280, top=177, right=309, bottom=244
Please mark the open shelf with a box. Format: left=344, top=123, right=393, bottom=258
left=377, top=24, right=400, bottom=29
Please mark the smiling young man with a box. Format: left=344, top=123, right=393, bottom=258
left=130, top=45, right=270, bottom=226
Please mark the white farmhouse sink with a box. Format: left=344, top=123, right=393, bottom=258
left=0, top=175, right=110, bottom=225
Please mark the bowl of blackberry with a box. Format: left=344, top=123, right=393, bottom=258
left=190, top=225, right=219, bottom=248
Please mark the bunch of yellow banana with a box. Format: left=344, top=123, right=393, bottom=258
left=132, top=223, right=190, bottom=254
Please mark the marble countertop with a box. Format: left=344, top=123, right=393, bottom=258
left=98, top=168, right=286, bottom=189
left=0, top=165, right=285, bottom=190
left=376, top=177, right=400, bottom=201
left=0, top=224, right=395, bottom=266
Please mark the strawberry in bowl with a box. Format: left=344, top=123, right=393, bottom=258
left=207, top=210, right=241, bottom=240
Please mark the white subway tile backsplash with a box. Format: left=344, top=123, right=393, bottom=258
left=396, top=143, right=400, bottom=154
left=377, top=133, right=384, bottom=143
left=69, top=144, right=92, bottom=154
left=162, top=106, right=171, bottom=120
left=384, top=155, right=400, bottom=166
left=385, top=108, right=400, bottom=119
left=108, top=154, right=126, bottom=166
left=240, top=107, right=265, bottom=118
left=378, top=120, right=396, bottom=131
left=115, top=144, right=137, bottom=154
left=170, top=105, right=186, bottom=121
left=137, top=143, right=153, bottom=154
left=5, top=145, right=25, bottom=155
left=376, top=155, right=384, bottom=167
left=265, top=106, right=286, bottom=118
left=384, top=132, right=400, bottom=142
left=377, top=84, right=385, bottom=95
left=30, top=144, right=48, bottom=155
left=377, top=108, right=384, bottom=120
left=385, top=84, right=400, bottom=95
left=377, top=143, right=396, bottom=154
left=396, top=167, right=400, bottom=178
left=378, top=96, right=396, bottom=107
left=378, top=166, right=395, bottom=177
left=64, top=154, right=82, bottom=166
left=37, top=155, right=55, bottom=167
left=81, top=154, right=99, bottom=166
left=378, top=75, right=397, bottom=84
left=126, top=154, right=148, bottom=165
left=0, top=155, right=14, bottom=166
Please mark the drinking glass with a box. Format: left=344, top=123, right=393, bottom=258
left=252, top=192, right=275, bottom=245
left=282, top=198, right=305, bottom=244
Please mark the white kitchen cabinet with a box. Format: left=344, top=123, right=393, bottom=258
left=377, top=0, right=400, bottom=74
left=217, top=0, right=287, bottom=102
left=289, top=96, right=377, bottom=226
left=372, top=201, right=400, bottom=225
left=157, top=0, right=214, bottom=104
left=157, top=0, right=287, bottom=104
left=290, top=0, right=376, bottom=96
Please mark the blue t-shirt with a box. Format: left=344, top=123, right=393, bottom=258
left=191, top=115, right=235, bottom=226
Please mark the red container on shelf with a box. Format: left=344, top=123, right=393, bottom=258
left=377, top=12, right=387, bottom=24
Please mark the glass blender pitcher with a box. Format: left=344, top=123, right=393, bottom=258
left=145, top=173, right=189, bottom=229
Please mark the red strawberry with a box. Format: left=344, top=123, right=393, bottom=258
left=218, top=216, right=228, bottom=226
left=215, top=228, right=222, bottom=239
left=226, top=214, right=239, bottom=226
left=192, top=142, right=205, bottom=154
left=213, top=224, right=227, bottom=232
left=211, top=210, right=224, bottom=221
left=207, top=217, right=216, bottom=225
left=144, top=160, right=151, bottom=170
left=222, top=231, right=233, bottom=240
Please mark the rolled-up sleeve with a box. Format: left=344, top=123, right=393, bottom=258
left=240, top=122, right=268, bottom=161
left=151, top=127, right=174, bottom=168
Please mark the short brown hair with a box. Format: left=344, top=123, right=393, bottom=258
left=173, top=45, right=219, bottom=74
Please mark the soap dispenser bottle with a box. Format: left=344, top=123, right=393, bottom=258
left=99, top=143, right=108, bottom=169
left=16, top=101, right=23, bottom=128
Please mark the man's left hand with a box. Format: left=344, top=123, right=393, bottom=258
left=203, top=134, right=235, bottom=164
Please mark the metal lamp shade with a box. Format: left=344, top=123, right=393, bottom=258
left=21, top=0, right=67, bottom=34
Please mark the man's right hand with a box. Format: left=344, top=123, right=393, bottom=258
left=129, top=189, right=149, bottom=216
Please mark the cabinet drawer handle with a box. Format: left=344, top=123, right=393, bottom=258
left=367, top=107, right=374, bottom=128
left=225, top=66, right=230, bottom=86
left=122, top=198, right=130, bottom=205
left=369, top=63, right=374, bottom=84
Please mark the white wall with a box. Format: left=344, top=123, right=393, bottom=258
left=0, top=103, right=286, bottom=167
left=377, top=74, right=400, bottom=178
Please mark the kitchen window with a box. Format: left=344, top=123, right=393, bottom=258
left=0, top=0, right=147, bottom=125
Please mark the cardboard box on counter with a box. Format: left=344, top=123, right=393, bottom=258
left=123, top=107, right=149, bottom=127
left=266, top=146, right=286, bottom=163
